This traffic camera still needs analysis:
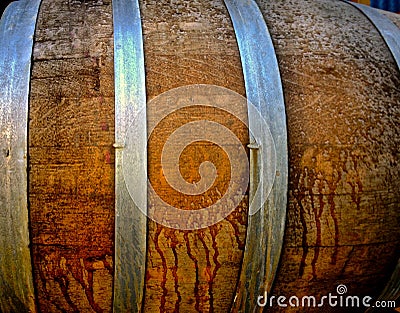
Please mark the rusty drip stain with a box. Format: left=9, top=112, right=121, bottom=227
left=54, top=275, right=79, bottom=313
left=37, top=259, right=71, bottom=313
left=210, top=225, right=221, bottom=286
left=169, top=231, right=182, bottom=312
left=348, top=181, right=362, bottom=211
left=102, top=257, right=113, bottom=276
left=327, top=171, right=341, bottom=265
left=225, top=212, right=246, bottom=250
left=36, top=251, right=111, bottom=313
left=311, top=181, right=325, bottom=280
left=81, top=258, right=104, bottom=313
left=328, top=193, right=340, bottom=265
left=184, top=231, right=201, bottom=312
left=330, top=160, right=345, bottom=265
left=154, top=224, right=168, bottom=312
left=37, top=256, right=50, bottom=301
left=104, top=150, right=112, bottom=164
left=198, top=230, right=214, bottom=312
left=298, top=198, right=309, bottom=278
left=349, top=152, right=363, bottom=210
left=297, top=169, right=309, bottom=277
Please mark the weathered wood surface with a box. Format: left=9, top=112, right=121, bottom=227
left=29, top=0, right=115, bottom=312
left=140, top=0, right=248, bottom=312
left=2, top=0, right=398, bottom=312
left=255, top=0, right=400, bottom=311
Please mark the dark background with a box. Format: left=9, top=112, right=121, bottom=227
left=1, top=0, right=14, bottom=19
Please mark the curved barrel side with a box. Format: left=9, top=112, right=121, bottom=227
left=344, top=4, right=400, bottom=310
left=255, top=0, right=400, bottom=310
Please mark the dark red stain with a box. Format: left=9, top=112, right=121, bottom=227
left=226, top=211, right=246, bottom=250
left=198, top=230, right=214, bottom=313
left=327, top=159, right=344, bottom=265
left=35, top=249, right=111, bottom=313
left=169, top=231, right=182, bottom=312
left=54, top=276, right=79, bottom=313
left=184, top=231, right=201, bottom=312
left=104, top=150, right=111, bottom=164
left=210, top=225, right=221, bottom=289
left=296, top=167, right=309, bottom=278
left=101, top=122, right=109, bottom=131
left=102, top=257, right=113, bottom=276
left=154, top=224, right=168, bottom=313
left=311, top=181, right=325, bottom=280
left=298, top=196, right=309, bottom=278
left=82, top=259, right=103, bottom=312
left=348, top=181, right=362, bottom=211
left=298, top=148, right=358, bottom=276
left=328, top=192, right=340, bottom=265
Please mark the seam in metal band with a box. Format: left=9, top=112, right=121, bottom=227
left=112, top=0, right=147, bottom=312
left=224, top=0, right=288, bottom=311
left=0, top=0, right=42, bottom=311
left=345, top=1, right=400, bottom=70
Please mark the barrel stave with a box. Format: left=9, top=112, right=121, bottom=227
left=28, top=0, right=115, bottom=312
left=140, top=0, right=249, bottom=312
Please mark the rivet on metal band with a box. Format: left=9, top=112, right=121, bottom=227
left=224, top=0, right=288, bottom=311
left=0, top=0, right=42, bottom=311
left=345, top=1, right=400, bottom=70
left=112, top=0, right=147, bottom=312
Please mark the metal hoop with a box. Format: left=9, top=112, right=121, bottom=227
left=224, top=0, right=288, bottom=311
left=346, top=1, right=400, bottom=70
left=112, top=0, right=147, bottom=311
left=0, top=0, right=42, bottom=311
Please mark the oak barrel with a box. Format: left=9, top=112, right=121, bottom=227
left=0, top=0, right=399, bottom=312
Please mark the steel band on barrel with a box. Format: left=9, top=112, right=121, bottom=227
left=224, top=0, right=289, bottom=311
left=346, top=1, right=400, bottom=70
left=0, top=0, right=42, bottom=311
left=112, top=0, right=147, bottom=311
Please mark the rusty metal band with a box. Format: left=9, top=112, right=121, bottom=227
left=0, top=0, right=41, bottom=311
left=224, top=0, right=288, bottom=311
left=345, top=2, right=400, bottom=309
left=112, top=0, right=147, bottom=311
left=346, top=1, right=400, bottom=70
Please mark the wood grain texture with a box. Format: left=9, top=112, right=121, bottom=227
left=140, top=0, right=248, bottom=312
left=15, top=1, right=400, bottom=312
left=255, top=0, right=400, bottom=311
left=29, top=0, right=114, bottom=312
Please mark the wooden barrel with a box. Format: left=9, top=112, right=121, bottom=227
left=0, top=0, right=399, bottom=312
